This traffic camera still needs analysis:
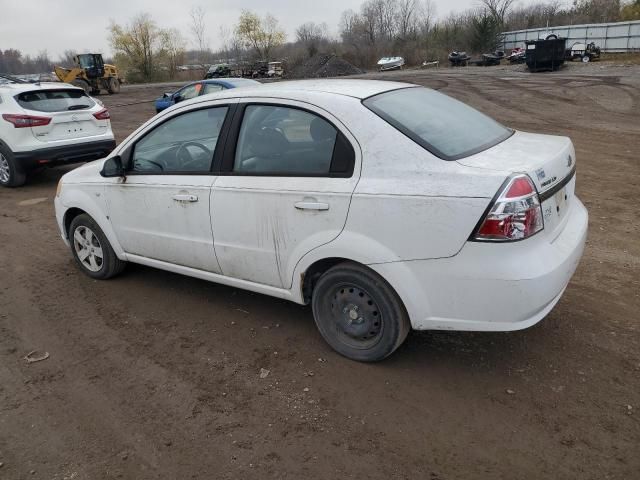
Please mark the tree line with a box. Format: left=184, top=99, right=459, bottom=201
left=1, top=0, right=639, bottom=80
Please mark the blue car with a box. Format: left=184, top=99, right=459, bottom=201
left=154, top=78, right=261, bottom=113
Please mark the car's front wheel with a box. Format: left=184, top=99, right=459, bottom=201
left=68, top=214, right=125, bottom=279
left=311, top=262, right=411, bottom=362
left=0, top=145, right=26, bottom=187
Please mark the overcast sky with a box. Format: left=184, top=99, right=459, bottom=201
left=0, top=0, right=544, bottom=58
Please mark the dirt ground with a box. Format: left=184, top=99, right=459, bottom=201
left=1, top=63, right=639, bottom=480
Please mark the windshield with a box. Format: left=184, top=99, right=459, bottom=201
left=15, top=89, right=95, bottom=112
left=363, top=87, right=512, bottom=160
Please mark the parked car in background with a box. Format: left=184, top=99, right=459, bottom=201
left=205, top=64, right=232, bottom=78
left=0, top=79, right=115, bottom=187
left=54, top=80, right=588, bottom=362
left=154, top=78, right=261, bottom=113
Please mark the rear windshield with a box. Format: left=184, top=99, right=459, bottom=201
left=15, top=89, right=95, bottom=112
left=363, top=87, right=512, bottom=160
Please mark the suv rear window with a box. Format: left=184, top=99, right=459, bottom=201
left=363, top=87, right=512, bottom=160
left=15, top=89, right=95, bottom=112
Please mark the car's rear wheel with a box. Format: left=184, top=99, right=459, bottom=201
left=0, top=145, right=26, bottom=187
left=311, top=262, right=410, bottom=362
left=69, top=214, right=125, bottom=279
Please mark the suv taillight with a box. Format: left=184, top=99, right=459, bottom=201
left=93, top=108, right=110, bottom=120
left=2, top=113, right=51, bottom=128
left=472, top=174, right=543, bottom=241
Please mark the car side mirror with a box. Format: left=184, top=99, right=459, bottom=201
left=163, top=92, right=171, bottom=98
left=174, top=94, right=183, bottom=103
left=101, top=155, right=124, bottom=177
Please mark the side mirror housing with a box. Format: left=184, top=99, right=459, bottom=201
left=173, top=94, right=183, bottom=103
left=101, top=155, right=124, bottom=177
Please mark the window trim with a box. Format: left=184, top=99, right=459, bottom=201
left=362, top=87, right=514, bottom=161
left=123, top=103, right=236, bottom=176
left=217, top=102, right=355, bottom=178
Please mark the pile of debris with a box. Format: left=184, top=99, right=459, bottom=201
left=289, top=54, right=364, bottom=79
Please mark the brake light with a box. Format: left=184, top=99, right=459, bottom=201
left=472, top=174, right=543, bottom=241
left=93, top=108, right=110, bottom=120
left=2, top=113, right=51, bottom=128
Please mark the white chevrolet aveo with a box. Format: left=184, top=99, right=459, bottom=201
left=54, top=80, right=588, bottom=361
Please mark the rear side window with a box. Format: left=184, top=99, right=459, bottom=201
left=234, top=105, right=341, bottom=175
left=15, top=89, right=95, bottom=112
left=363, top=87, right=512, bottom=160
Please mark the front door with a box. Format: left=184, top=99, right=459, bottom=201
left=106, top=105, right=231, bottom=273
left=211, top=101, right=360, bottom=288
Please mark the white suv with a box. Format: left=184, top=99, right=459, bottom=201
left=0, top=80, right=115, bottom=187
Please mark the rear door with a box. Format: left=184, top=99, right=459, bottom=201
left=105, top=102, right=236, bottom=273
left=210, top=100, right=360, bottom=288
left=14, top=88, right=108, bottom=143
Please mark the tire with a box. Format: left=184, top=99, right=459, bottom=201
left=0, top=144, right=26, bottom=187
left=311, top=262, right=411, bottom=362
left=71, top=79, right=92, bottom=94
left=107, top=77, right=120, bottom=94
left=581, top=54, right=590, bottom=63
left=68, top=214, right=126, bottom=280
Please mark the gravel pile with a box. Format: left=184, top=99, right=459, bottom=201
left=290, top=54, right=364, bottom=79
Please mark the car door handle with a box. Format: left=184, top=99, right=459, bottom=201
left=173, top=194, right=198, bottom=202
left=294, top=201, right=329, bottom=211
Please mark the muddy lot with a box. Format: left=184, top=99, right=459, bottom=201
left=1, top=64, right=639, bottom=480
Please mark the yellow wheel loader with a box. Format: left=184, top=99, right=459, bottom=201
left=54, top=54, right=122, bottom=95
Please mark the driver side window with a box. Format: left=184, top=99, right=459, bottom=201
left=176, top=83, right=201, bottom=101
left=131, top=107, right=228, bottom=174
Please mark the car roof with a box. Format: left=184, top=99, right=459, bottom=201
left=200, top=79, right=416, bottom=101
left=0, top=82, right=81, bottom=93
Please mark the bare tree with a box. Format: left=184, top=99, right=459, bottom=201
left=296, top=22, right=328, bottom=56
left=479, top=0, right=517, bottom=25
left=397, top=0, right=419, bottom=39
left=189, top=5, right=208, bottom=55
left=219, top=25, right=243, bottom=62
left=159, top=28, right=186, bottom=77
left=58, top=50, right=78, bottom=68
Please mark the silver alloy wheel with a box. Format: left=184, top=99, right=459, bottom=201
left=73, top=226, right=104, bottom=272
left=0, top=153, right=10, bottom=184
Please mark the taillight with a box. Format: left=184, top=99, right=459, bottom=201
left=2, top=113, right=51, bottom=128
left=472, top=174, right=543, bottom=241
left=93, top=108, right=110, bottom=120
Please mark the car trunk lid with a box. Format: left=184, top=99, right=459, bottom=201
left=30, top=110, right=105, bottom=142
left=458, top=130, right=577, bottom=239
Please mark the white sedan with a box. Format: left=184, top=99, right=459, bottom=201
left=54, top=80, right=588, bottom=362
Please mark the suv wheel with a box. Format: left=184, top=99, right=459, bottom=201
left=0, top=145, right=26, bottom=187
left=69, top=214, right=126, bottom=279
left=311, top=262, right=411, bottom=362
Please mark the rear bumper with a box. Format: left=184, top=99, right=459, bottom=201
left=371, top=197, right=589, bottom=331
left=14, top=139, right=116, bottom=170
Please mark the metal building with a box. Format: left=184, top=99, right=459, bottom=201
left=502, top=20, right=640, bottom=53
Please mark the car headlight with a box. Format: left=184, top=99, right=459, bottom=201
left=56, top=179, right=63, bottom=198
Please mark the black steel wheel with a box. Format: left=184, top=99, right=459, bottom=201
left=311, top=262, right=410, bottom=362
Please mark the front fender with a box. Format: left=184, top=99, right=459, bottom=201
left=59, top=184, right=126, bottom=260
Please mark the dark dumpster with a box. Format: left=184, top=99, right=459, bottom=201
left=525, top=36, right=567, bottom=72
